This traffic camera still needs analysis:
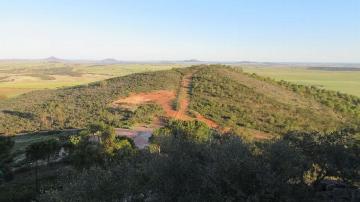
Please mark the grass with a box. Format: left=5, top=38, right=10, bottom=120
left=0, top=62, right=185, bottom=98
left=242, top=67, right=360, bottom=97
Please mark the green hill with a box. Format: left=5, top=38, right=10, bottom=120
left=190, top=66, right=360, bottom=136
left=0, top=65, right=359, bottom=136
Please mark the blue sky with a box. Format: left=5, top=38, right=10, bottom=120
left=0, top=0, right=359, bottom=62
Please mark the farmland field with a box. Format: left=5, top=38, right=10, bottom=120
left=0, top=61, right=184, bottom=98
left=242, top=67, right=360, bottom=97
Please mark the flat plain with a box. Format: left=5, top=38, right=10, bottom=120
left=0, top=61, right=183, bottom=98
left=242, top=66, right=360, bottom=97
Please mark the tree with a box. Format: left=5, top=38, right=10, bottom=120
left=0, top=136, right=14, bottom=183
left=0, top=136, right=14, bottom=162
left=43, top=139, right=61, bottom=164
left=70, top=122, right=136, bottom=169
left=26, top=141, right=46, bottom=192
left=283, top=129, right=360, bottom=187
left=25, top=138, right=61, bottom=192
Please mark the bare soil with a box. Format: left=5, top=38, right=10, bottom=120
left=113, top=73, right=272, bottom=140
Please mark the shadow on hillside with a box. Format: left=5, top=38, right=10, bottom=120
left=1, top=110, right=35, bottom=120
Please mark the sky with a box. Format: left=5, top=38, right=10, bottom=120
left=0, top=0, right=359, bottom=62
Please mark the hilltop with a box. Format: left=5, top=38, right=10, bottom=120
left=1, top=65, right=359, bottom=138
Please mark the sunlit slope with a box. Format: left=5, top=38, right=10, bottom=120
left=189, top=66, right=359, bottom=135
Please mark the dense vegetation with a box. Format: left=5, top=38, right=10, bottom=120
left=190, top=66, right=359, bottom=135
left=277, top=80, right=360, bottom=119
left=244, top=72, right=360, bottom=119
left=0, top=70, right=182, bottom=134
left=27, top=121, right=359, bottom=202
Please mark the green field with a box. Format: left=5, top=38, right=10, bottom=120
left=0, top=61, right=184, bottom=98
left=242, top=67, right=360, bottom=97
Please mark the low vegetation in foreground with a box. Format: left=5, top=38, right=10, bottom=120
left=1, top=121, right=359, bottom=201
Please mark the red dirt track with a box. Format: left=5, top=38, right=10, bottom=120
left=113, top=73, right=271, bottom=140
left=113, top=73, right=214, bottom=126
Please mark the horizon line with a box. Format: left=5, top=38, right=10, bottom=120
left=0, top=57, right=360, bottom=65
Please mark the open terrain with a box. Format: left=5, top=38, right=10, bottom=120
left=242, top=66, right=360, bottom=97
left=0, top=61, right=183, bottom=98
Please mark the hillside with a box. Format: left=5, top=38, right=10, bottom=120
left=1, top=65, right=360, bottom=201
left=1, top=65, right=359, bottom=137
left=190, top=66, right=360, bottom=136
left=0, top=70, right=182, bottom=134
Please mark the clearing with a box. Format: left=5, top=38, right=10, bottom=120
left=113, top=72, right=217, bottom=127
left=112, top=70, right=273, bottom=140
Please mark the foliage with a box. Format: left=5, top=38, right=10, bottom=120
left=2, top=65, right=360, bottom=201
left=25, top=138, right=61, bottom=192
left=68, top=122, right=136, bottom=169
left=129, top=103, right=163, bottom=124
left=0, top=136, right=14, bottom=183
left=277, top=79, right=360, bottom=119
left=282, top=129, right=360, bottom=185
left=0, top=70, right=182, bottom=134
left=25, top=138, right=61, bottom=162
left=189, top=65, right=356, bottom=135
left=38, top=123, right=360, bottom=202
left=0, top=136, right=14, bottom=161
left=152, top=119, right=213, bottom=144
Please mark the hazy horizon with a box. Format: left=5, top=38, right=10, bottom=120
left=1, top=56, right=360, bottom=65
left=1, top=0, right=359, bottom=63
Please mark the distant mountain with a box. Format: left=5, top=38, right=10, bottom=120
left=44, top=56, right=66, bottom=63
left=98, top=58, right=123, bottom=64
left=182, top=59, right=202, bottom=63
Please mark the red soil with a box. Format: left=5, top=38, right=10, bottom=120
left=113, top=74, right=271, bottom=140
left=113, top=90, right=190, bottom=119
